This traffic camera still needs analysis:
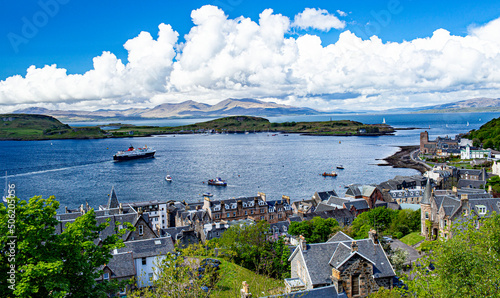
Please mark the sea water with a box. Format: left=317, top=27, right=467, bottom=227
left=1, top=112, right=498, bottom=209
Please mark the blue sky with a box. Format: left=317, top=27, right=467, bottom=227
left=1, top=0, right=500, bottom=112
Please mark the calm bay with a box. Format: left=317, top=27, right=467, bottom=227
left=1, top=112, right=499, bottom=209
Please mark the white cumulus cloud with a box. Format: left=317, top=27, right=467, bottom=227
left=292, top=8, right=346, bottom=31
left=1, top=5, right=500, bottom=112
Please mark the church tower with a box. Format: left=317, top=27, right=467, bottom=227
left=420, top=178, right=432, bottom=239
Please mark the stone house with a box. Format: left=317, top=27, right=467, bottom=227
left=345, top=184, right=384, bottom=209
left=202, top=193, right=293, bottom=224
left=286, top=231, right=395, bottom=297
left=420, top=182, right=499, bottom=240
left=420, top=131, right=459, bottom=155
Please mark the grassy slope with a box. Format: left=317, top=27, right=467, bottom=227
left=0, top=114, right=106, bottom=140
left=400, top=232, right=425, bottom=247
left=212, top=259, right=284, bottom=298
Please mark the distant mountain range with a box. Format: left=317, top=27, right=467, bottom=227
left=14, top=98, right=322, bottom=121
left=386, top=97, right=500, bottom=113
left=13, top=97, right=500, bottom=122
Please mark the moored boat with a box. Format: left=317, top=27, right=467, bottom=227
left=336, top=165, right=344, bottom=170
left=202, top=192, right=214, bottom=197
left=208, top=177, right=227, bottom=186
left=322, top=171, right=337, bottom=177
left=165, top=175, right=172, bottom=182
left=113, top=145, right=156, bottom=161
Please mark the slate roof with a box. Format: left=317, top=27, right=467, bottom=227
left=345, top=184, right=377, bottom=198
left=290, top=232, right=396, bottom=287
left=116, top=237, right=175, bottom=258
left=299, top=242, right=340, bottom=285
left=161, top=226, right=191, bottom=240
left=270, top=220, right=290, bottom=234
left=327, top=231, right=353, bottom=243
left=315, top=190, right=339, bottom=202
left=421, top=178, right=432, bottom=205
left=457, top=179, right=486, bottom=189
left=343, top=199, right=369, bottom=210
left=103, top=251, right=136, bottom=278
left=107, top=186, right=120, bottom=209
left=264, top=285, right=346, bottom=298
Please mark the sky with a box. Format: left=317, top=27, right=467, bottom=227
left=1, top=0, right=500, bottom=113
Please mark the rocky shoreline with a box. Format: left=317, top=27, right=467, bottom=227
left=378, top=145, right=429, bottom=174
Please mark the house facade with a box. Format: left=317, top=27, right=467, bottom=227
left=287, top=231, right=395, bottom=298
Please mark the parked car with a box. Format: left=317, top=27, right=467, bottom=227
left=383, top=236, right=393, bottom=243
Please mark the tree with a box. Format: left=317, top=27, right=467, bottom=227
left=0, top=196, right=132, bottom=297
left=389, top=248, right=409, bottom=272
left=350, top=207, right=396, bottom=239
left=402, top=214, right=500, bottom=297
left=215, top=221, right=291, bottom=279
left=128, top=253, right=217, bottom=298
left=288, top=216, right=340, bottom=243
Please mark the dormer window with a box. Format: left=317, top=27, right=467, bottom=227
left=138, top=225, right=144, bottom=236
left=103, top=272, right=110, bottom=280
left=477, top=205, right=487, bottom=215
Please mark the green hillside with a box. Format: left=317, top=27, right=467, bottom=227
left=109, top=115, right=394, bottom=136
left=465, top=117, right=500, bottom=150
left=0, top=114, right=106, bottom=140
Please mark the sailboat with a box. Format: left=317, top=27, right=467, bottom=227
left=466, top=121, right=469, bottom=127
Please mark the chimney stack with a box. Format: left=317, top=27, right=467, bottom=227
left=351, top=241, right=358, bottom=252
left=119, top=203, right=123, bottom=214
left=368, top=229, right=378, bottom=244
left=299, top=235, right=307, bottom=251
left=488, top=185, right=493, bottom=195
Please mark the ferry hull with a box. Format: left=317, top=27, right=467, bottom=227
left=113, top=151, right=156, bottom=161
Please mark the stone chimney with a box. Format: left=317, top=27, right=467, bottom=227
left=240, top=281, right=252, bottom=298
left=299, top=235, right=307, bottom=251
left=282, top=195, right=290, bottom=204
left=79, top=204, right=85, bottom=214
left=488, top=185, right=493, bottom=195
left=138, top=207, right=143, bottom=215
left=119, top=203, right=123, bottom=214
left=452, top=186, right=458, bottom=195
left=368, top=229, right=378, bottom=244
left=258, top=192, right=266, bottom=201
left=351, top=241, right=358, bottom=252
left=65, top=206, right=68, bottom=213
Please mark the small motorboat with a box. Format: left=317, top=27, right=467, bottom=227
left=165, top=175, right=172, bottom=182
left=202, top=192, right=214, bottom=197
left=322, top=171, right=337, bottom=177
left=208, top=177, right=227, bottom=186
left=336, top=165, right=344, bottom=170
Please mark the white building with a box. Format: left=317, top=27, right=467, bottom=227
left=461, top=144, right=491, bottom=160
left=115, top=237, right=175, bottom=287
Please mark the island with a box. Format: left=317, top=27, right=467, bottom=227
left=0, top=114, right=395, bottom=141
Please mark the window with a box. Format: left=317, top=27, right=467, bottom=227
left=226, top=213, right=230, bottom=218
left=260, top=208, right=266, bottom=213
left=103, top=272, right=109, bottom=280
left=270, top=215, right=274, bottom=220
left=142, top=257, right=147, bottom=265
left=477, top=205, right=487, bottom=215
left=251, top=210, right=254, bottom=215
left=233, top=212, right=236, bottom=217
left=260, top=216, right=264, bottom=220
left=138, top=225, right=144, bottom=236
left=245, top=210, right=248, bottom=215
left=215, top=214, right=220, bottom=219
left=148, top=273, right=153, bottom=282
left=352, top=274, right=360, bottom=296
left=425, top=212, right=429, bottom=220
left=278, top=214, right=282, bottom=219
